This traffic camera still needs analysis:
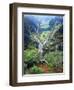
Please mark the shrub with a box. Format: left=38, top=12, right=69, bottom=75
left=44, top=51, right=63, bottom=68
left=30, top=65, right=44, bottom=74
left=24, top=48, right=39, bottom=62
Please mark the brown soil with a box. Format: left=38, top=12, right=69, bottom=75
left=37, top=64, right=49, bottom=73
left=37, top=64, right=63, bottom=73
left=53, top=67, right=63, bottom=73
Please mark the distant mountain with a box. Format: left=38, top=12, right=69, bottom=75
left=23, top=15, right=63, bottom=49
left=49, top=16, right=63, bottom=30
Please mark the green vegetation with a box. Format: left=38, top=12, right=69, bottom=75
left=44, top=51, right=63, bottom=69
left=24, top=48, right=39, bottom=62
left=39, top=31, right=49, bottom=43
left=23, top=15, right=63, bottom=74
left=30, top=65, right=43, bottom=74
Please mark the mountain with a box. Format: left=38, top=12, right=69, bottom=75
left=49, top=16, right=63, bottom=30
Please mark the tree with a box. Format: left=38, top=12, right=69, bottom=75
left=24, top=15, right=63, bottom=63
left=30, top=22, right=63, bottom=63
